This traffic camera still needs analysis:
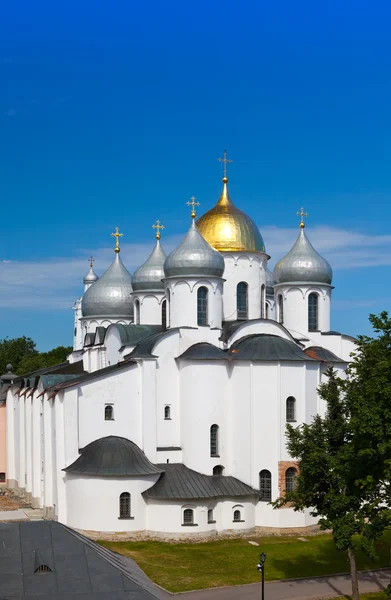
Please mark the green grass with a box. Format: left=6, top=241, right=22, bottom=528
left=99, top=530, right=391, bottom=593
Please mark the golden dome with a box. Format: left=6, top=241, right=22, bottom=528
left=196, top=178, right=265, bottom=253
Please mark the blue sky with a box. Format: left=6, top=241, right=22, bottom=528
left=0, top=0, right=390, bottom=350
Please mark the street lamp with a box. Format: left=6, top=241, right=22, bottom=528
left=256, top=552, right=267, bottom=600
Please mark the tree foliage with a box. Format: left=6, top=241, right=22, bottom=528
left=273, top=312, right=391, bottom=600
left=0, top=337, right=72, bottom=376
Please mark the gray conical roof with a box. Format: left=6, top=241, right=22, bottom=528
left=83, top=265, right=99, bottom=285
left=81, top=252, right=133, bottom=317
left=273, top=227, right=333, bottom=285
left=132, top=239, right=167, bottom=291
left=164, top=220, right=225, bottom=279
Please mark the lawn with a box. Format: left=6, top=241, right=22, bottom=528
left=99, top=530, right=391, bottom=593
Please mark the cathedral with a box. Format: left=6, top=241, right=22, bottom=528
left=5, top=156, right=356, bottom=536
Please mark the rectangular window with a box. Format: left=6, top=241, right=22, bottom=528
left=0, top=473, right=5, bottom=483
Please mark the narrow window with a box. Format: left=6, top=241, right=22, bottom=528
left=183, top=508, right=194, bottom=525
left=213, top=465, right=224, bottom=476
left=197, top=286, right=208, bottom=326
left=161, top=300, right=167, bottom=328
left=233, top=509, right=241, bottom=522
left=237, top=282, right=248, bottom=320
left=286, top=397, right=296, bottom=422
left=104, top=405, right=114, bottom=421
left=285, top=467, right=297, bottom=492
left=164, top=405, right=171, bottom=420
left=35, top=565, right=52, bottom=573
left=308, top=293, right=318, bottom=331
left=278, top=294, right=284, bottom=324
left=207, top=508, right=214, bottom=523
left=210, top=424, right=219, bottom=457
left=265, top=303, right=269, bottom=319
left=261, top=284, right=266, bottom=319
left=0, top=472, right=5, bottom=483
left=119, top=492, right=131, bottom=518
left=259, top=470, right=272, bottom=502
left=134, top=299, right=140, bottom=325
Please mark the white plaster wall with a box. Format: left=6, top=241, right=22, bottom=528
left=73, top=298, right=83, bottom=351
left=6, top=388, right=16, bottom=483
left=279, top=363, right=309, bottom=462
left=221, top=253, right=268, bottom=321
left=274, top=284, right=332, bottom=335
left=132, top=292, right=165, bottom=326
left=65, top=474, right=159, bottom=531
left=165, top=278, right=223, bottom=329
left=226, top=319, right=294, bottom=347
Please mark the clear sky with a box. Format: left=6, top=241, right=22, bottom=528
left=0, top=0, right=390, bottom=350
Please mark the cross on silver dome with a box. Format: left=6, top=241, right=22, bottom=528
left=132, top=221, right=167, bottom=291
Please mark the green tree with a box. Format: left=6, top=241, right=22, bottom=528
left=17, top=345, right=73, bottom=375
left=0, top=336, right=38, bottom=374
left=273, top=312, right=391, bottom=600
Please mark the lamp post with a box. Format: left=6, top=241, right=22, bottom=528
left=256, top=552, right=267, bottom=600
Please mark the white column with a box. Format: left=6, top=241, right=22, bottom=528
left=132, top=292, right=165, bottom=325
left=31, top=391, right=42, bottom=507
left=6, top=389, right=16, bottom=487
left=25, top=394, right=33, bottom=502
left=43, top=395, right=54, bottom=517
left=166, top=278, right=223, bottom=329
left=221, top=253, right=268, bottom=322
left=141, top=361, right=157, bottom=463
left=54, top=395, right=67, bottom=523
left=19, top=395, right=26, bottom=493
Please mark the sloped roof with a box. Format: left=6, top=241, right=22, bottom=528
left=177, top=342, right=228, bottom=361
left=125, top=328, right=180, bottom=359
left=143, top=463, right=258, bottom=500
left=115, top=324, right=164, bottom=347
left=229, top=334, right=316, bottom=361
left=64, top=436, right=163, bottom=476
left=13, top=360, right=85, bottom=385
left=304, top=346, right=345, bottom=363
left=220, top=318, right=297, bottom=344
left=0, top=521, right=168, bottom=598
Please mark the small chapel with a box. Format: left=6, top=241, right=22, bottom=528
left=5, top=153, right=356, bottom=536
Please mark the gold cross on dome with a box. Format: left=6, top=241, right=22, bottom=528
left=111, top=226, right=124, bottom=253
left=152, top=219, right=165, bottom=240
left=218, top=149, right=233, bottom=180
left=297, top=207, right=309, bottom=229
left=186, top=196, right=200, bottom=219
left=88, top=256, right=95, bottom=268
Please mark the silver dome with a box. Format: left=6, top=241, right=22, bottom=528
left=83, top=265, right=99, bottom=285
left=132, top=239, right=167, bottom=291
left=265, top=269, right=274, bottom=297
left=81, top=252, right=133, bottom=317
left=164, top=220, right=225, bottom=279
left=273, top=227, right=333, bottom=285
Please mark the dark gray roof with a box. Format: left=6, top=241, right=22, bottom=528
left=143, top=463, right=258, bottom=500
left=0, top=520, right=168, bottom=599
left=115, top=324, right=164, bottom=347
left=125, top=328, right=182, bottom=360
left=39, top=374, right=83, bottom=389
left=304, top=346, right=345, bottom=363
left=177, top=342, right=228, bottom=361
left=13, top=360, right=85, bottom=385
left=64, top=436, right=164, bottom=476
left=229, top=334, right=316, bottom=361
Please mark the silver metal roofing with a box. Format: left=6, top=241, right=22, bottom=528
left=265, top=268, right=274, bottom=297
left=132, top=239, right=167, bottom=291
left=83, top=265, right=99, bottom=285
left=0, top=521, right=168, bottom=598
left=273, top=227, right=333, bottom=285
left=115, top=324, right=164, bottom=347
left=81, top=253, right=133, bottom=318
left=64, top=436, right=163, bottom=476
left=143, top=463, right=258, bottom=500
left=229, top=334, right=316, bottom=361
left=164, top=220, right=225, bottom=279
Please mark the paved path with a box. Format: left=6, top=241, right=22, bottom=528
left=177, top=568, right=391, bottom=599
left=0, top=508, right=43, bottom=521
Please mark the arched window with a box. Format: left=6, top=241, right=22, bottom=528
left=308, top=293, right=318, bottom=331
left=261, top=284, right=266, bottom=319
left=104, top=405, right=114, bottom=421
left=207, top=508, right=214, bottom=523
left=285, top=467, right=297, bottom=493
left=265, top=303, right=269, bottom=319
left=164, top=405, right=171, bottom=420
left=183, top=508, right=194, bottom=525
left=233, top=509, right=242, bottom=522
left=166, top=290, right=170, bottom=327
left=278, top=294, right=284, bottom=324
left=210, top=424, right=219, bottom=457
left=237, top=282, right=248, bottom=320
left=213, top=465, right=224, bottom=476
left=161, top=300, right=167, bottom=328
left=286, top=396, right=296, bottom=422
left=134, top=299, right=140, bottom=325
left=197, top=286, right=208, bottom=326
left=259, top=470, right=272, bottom=502
left=119, top=492, right=131, bottom=518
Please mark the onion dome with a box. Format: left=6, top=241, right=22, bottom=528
left=82, top=229, right=133, bottom=317
left=63, top=435, right=164, bottom=476
left=265, top=269, right=274, bottom=297
left=83, top=257, right=99, bottom=285
left=273, top=212, right=333, bottom=285
left=164, top=203, right=225, bottom=278
left=132, top=222, right=167, bottom=291
left=196, top=176, right=265, bottom=253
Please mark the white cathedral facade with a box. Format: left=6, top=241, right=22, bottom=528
left=6, top=167, right=356, bottom=536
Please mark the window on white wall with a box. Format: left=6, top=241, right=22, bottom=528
left=259, top=470, right=272, bottom=502
left=233, top=509, right=242, bottom=522
left=261, top=284, right=266, bottom=319
left=278, top=295, right=284, bottom=324
left=207, top=508, right=215, bottom=523
left=286, top=397, right=296, bottom=422
left=183, top=508, right=194, bottom=525
left=210, top=424, right=219, bottom=457
left=161, top=300, right=167, bottom=328
left=104, top=405, right=114, bottom=420
left=213, top=465, right=224, bottom=476
left=134, top=299, right=140, bottom=325
left=308, top=293, right=319, bottom=331
left=285, top=467, right=298, bottom=492
left=164, top=405, right=171, bottom=420
left=197, top=286, right=208, bottom=326
left=237, top=282, right=248, bottom=320
left=119, top=492, right=131, bottom=518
